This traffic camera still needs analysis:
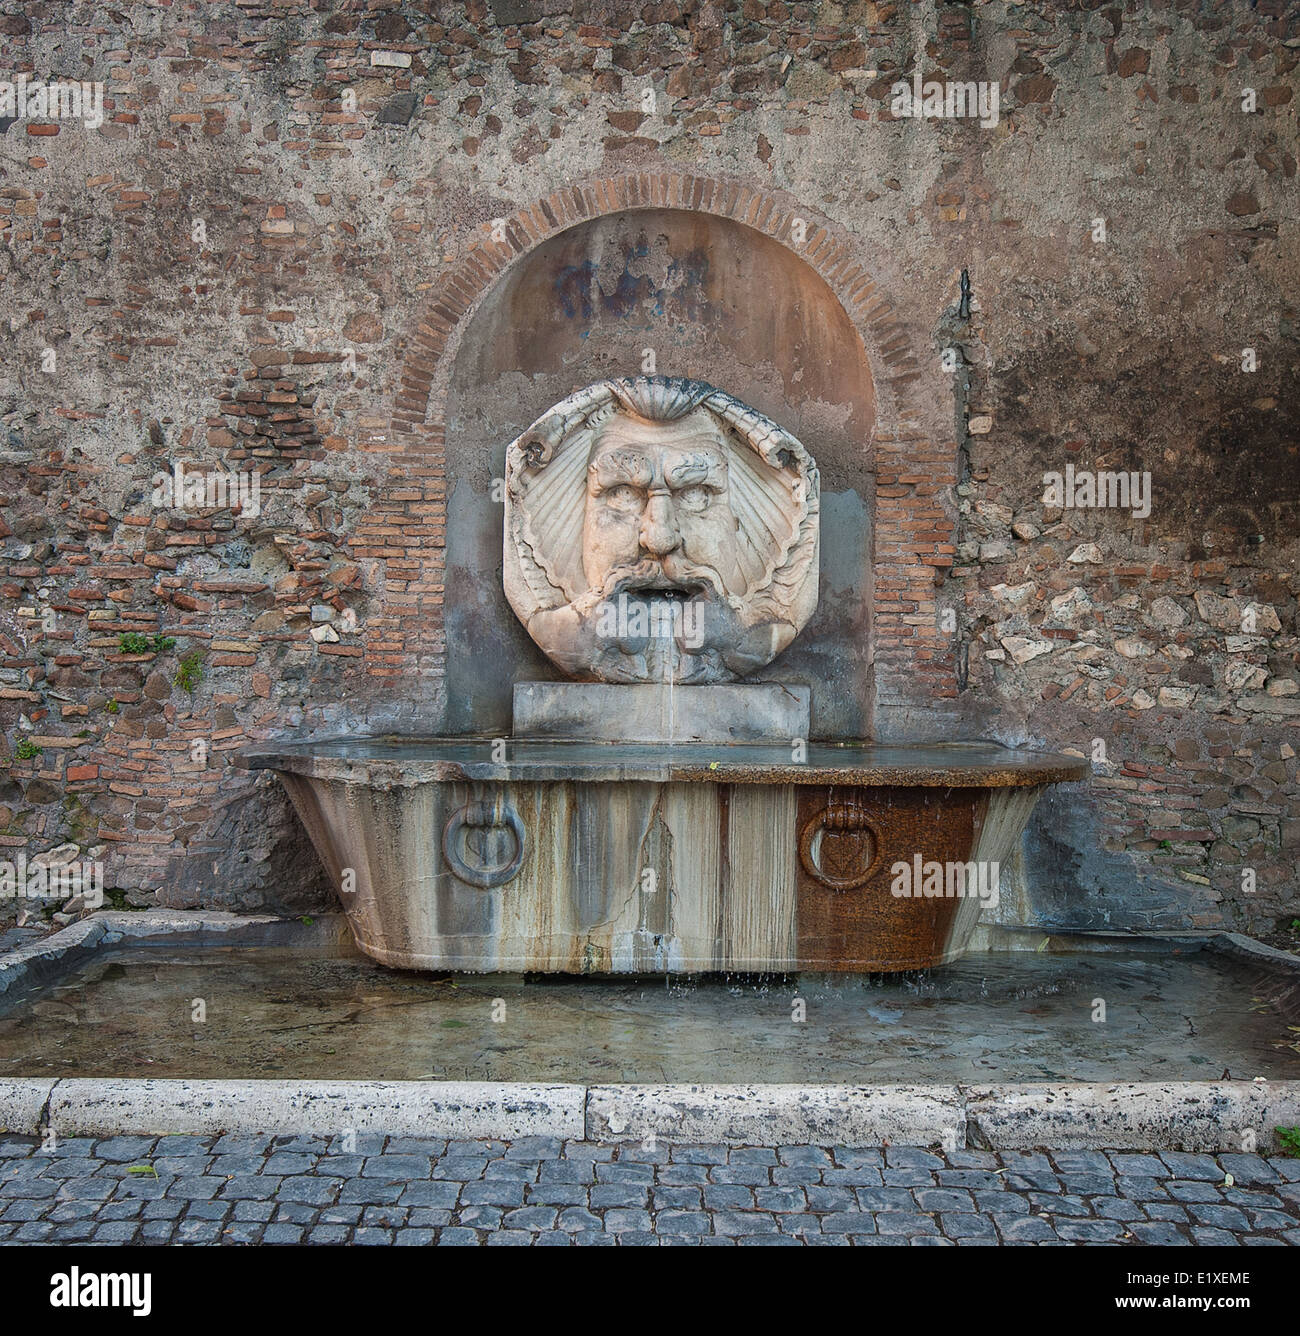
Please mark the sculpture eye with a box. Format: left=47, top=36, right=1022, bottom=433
left=675, top=485, right=712, bottom=511
left=603, top=484, right=642, bottom=511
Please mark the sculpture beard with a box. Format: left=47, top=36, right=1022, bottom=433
left=576, top=555, right=741, bottom=684
left=533, top=556, right=793, bottom=685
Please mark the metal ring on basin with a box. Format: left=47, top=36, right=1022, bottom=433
left=798, top=803, right=883, bottom=891
left=442, top=798, right=528, bottom=889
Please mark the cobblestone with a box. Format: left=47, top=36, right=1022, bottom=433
left=0, top=1136, right=1295, bottom=1245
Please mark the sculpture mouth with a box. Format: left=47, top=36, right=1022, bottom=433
left=603, top=559, right=726, bottom=603
left=620, top=580, right=703, bottom=602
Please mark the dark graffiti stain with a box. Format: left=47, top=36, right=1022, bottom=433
left=993, top=336, right=1300, bottom=549
left=554, top=232, right=711, bottom=329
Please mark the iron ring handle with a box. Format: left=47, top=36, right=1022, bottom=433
left=442, top=799, right=527, bottom=889
left=798, top=806, right=881, bottom=891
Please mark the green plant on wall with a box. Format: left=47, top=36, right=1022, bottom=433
left=1277, top=1127, right=1300, bottom=1158
left=103, top=888, right=145, bottom=912
left=118, top=632, right=175, bottom=655
left=174, top=651, right=203, bottom=693
left=14, top=738, right=42, bottom=760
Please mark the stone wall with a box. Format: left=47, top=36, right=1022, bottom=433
left=0, top=0, right=1295, bottom=935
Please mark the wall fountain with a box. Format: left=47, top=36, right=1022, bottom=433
left=238, top=376, right=1086, bottom=974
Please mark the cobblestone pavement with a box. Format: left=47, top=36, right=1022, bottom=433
left=1, top=1135, right=1298, bottom=1245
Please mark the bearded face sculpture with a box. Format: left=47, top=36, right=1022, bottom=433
left=503, top=377, right=819, bottom=684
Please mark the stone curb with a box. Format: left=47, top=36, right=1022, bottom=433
left=1, top=1078, right=1297, bottom=1151
left=963, top=1081, right=1300, bottom=1153
left=0, top=918, right=108, bottom=998
left=0, top=1078, right=55, bottom=1135
left=0, top=911, right=349, bottom=998
left=585, top=1082, right=964, bottom=1146
left=1208, top=932, right=1300, bottom=975
left=20, top=1080, right=586, bottom=1141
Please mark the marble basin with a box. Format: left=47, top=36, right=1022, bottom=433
left=235, top=739, right=1087, bottom=975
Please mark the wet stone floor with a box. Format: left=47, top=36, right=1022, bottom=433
left=1, top=945, right=1297, bottom=1083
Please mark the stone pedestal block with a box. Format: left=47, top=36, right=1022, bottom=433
left=512, top=682, right=811, bottom=743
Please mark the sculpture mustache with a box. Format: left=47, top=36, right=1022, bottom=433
left=597, top=557, right=732, bottom=605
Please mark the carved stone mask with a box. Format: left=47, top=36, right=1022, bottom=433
left=504, top=377, right=819, bottom=684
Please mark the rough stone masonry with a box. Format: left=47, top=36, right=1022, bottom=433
left=0, top=1, right=1295, bottom=937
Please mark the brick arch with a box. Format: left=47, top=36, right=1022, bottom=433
left=389, top=170, right=924, bottom=442
left=361, top=170, right=957, bottom=713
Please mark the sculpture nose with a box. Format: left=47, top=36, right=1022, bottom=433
left=639, top=490, right=682, bottom=557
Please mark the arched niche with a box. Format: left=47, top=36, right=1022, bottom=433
left=442, top=206, right=877, bottom=738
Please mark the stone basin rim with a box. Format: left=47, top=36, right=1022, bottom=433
left=233, top=737, right=1090, bottom=787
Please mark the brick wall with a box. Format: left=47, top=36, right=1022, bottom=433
left=0, top=0, right=1295, bottom=935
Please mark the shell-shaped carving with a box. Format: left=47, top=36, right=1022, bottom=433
left=607, top=376, right=714, bottom=423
